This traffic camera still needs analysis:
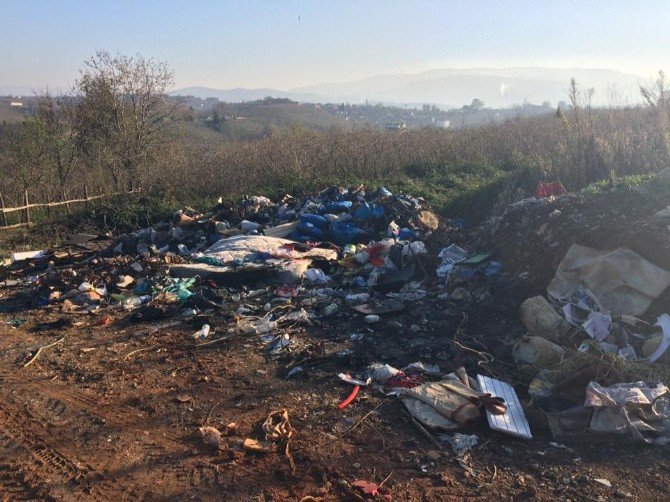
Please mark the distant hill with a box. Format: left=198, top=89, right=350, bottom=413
left=171, top=86, right=321, bottom=103
left=179, top=98, right=350, bottom=142
left=174, top=67, right=647, bottom=108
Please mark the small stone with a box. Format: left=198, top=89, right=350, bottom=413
left=594, top=478, right=611, bottom=488
left=614, top=491, right=633, bottom=499
left=450, top=287, right=470, bottom=301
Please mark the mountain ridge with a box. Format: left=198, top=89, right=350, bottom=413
left=172, top=66, right=647, bottom=107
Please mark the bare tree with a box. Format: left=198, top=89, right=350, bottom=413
left=640, top=70, right=670, bottom=164
left=35, top=92, right=80, bottom=200
left=0, top=118, right=50, bottom=200
left=75, top=51, right=179, bottom=190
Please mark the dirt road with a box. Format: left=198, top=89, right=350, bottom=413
left=0, top=312, right=667, bottom=501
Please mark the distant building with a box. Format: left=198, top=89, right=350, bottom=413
left=384, top=121, right=407, bottom=131
left=10, top=101, right=23, bottom=107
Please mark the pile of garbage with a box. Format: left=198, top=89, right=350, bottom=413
left=516, top=243, right=670, bottom=445
left=3, top=182, right=670, bottom=450
left=474, top=184, right=670, bottom=446
left=474, top=182, right=670, bottom=293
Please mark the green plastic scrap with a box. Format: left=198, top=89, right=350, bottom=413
left=153, top=277, right=196, bottom=300
left=461, top=253, right=493, bottom=265
left=6, top=318, right=28, bottom=328
left=193, top=255, right=225, bottom=266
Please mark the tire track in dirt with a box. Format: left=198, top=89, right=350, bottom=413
left=0, top=428, right=48, bottom=501
left=0, top=461, right=46, bottom=501
left=0, top=366, right=188, bottom=500
left=0, top=368, right=173, bottom=433
left=0, top=398, right=97, bottom=501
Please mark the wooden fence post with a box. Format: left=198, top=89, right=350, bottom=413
left=62, top=189, right=70, bottom=215
left=46, top=194, right=52, bottom=220
left=0, top=193, right=7, bottom=227
left=23, top=189, right=30, bottom=226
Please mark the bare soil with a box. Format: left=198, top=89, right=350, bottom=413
left=0, top=303, right=667, bottom=501
left=2, top=184, right=670, bottom=500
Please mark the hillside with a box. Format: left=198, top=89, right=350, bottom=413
left=0, top=99, right=34, bottom=123
left=174, top=66, right=646, bottom=108
left=181, top=98, right=351, bottom=142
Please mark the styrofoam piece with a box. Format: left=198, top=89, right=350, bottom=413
left=477, top=374, right=532, bottom=439
left=10, top=250, right=47, bottom=263
left=647, top=314, right=670, bottom=363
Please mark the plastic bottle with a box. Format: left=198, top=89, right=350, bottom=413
left=345, top=293, right=370, bottom=304
left=342, top=243, right=357, bottom=256
left=194, top=324, right=210, bottom=340
left=239, top=319, right=278, bottom=335
left=387, top=221, right=400, bottom=237
left=240, top=220, right=262, bottom=232
left=123, top=295, right=152, bottom=307
left=322, top=303, right=339, bottom=317
left=78, top=281, right=94, bottom=292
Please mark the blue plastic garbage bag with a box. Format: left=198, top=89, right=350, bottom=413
left=300, top=213, right=328, bottom=228
left=297, top=221, right=325, bottom=240
left=398, top=229, right=418, bottom=240
left=484, top=261, right=502, bottom=276
left=289, top=232, right=316, bottom=243
left=353, top=276, right=368, bottom=288
left=352, top=203, right=385, bottom=222
left=322, top=201, right=353, bottom=214
left=329, top=221, right=370, bottom=246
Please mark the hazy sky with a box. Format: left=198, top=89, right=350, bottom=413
left=1, top=0, right=669, bottom=91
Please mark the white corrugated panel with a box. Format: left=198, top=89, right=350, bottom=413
left=477, top=374, right=532, bottom=439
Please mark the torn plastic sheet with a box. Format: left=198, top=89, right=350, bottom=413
left=582, top=311, right=612, bottom=342
left=548, top=244, right=670, bottom=316
left=561, top=287, right=612, bottom=342
left=203, top=235, right=337, bottom=263
left=367, top=363, right=401, bottom=383
left=304, top=268, right=332, bottom=284
left=387, top=289, right=427, bottom=302
left=585, top=381, right=670, bottom=444
left=270, top=333, right=294, bottom=354
left=645, top=314, right=670, bottom=363
left=436, top=244, right=468, bottom=279
left=402, top=362, right=441, bottom=374
left=562, top=286, right=603, bottom=325
left=440, top=433, right=479, bottom=454
left=337, top=373, right=370, bottom=387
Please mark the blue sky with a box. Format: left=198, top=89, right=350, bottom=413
left=1, top=0, right=669, bottom=91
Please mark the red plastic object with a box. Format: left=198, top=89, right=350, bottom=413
left=338, top=385, right=360, bottom=409
left=386, top=373, right=424, bottom=388
left=536, top=181, right=567, bottom=198
left=366, top=244, right=385, bottom=267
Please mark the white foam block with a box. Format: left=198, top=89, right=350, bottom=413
left=10, top=250, right=47, bottom=263
left=477, top=374, right=532, bottom=439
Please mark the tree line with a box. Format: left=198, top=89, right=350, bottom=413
left=2, top=52, right=670, bottom=216
left=0, top=51, right=177, bottom=205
